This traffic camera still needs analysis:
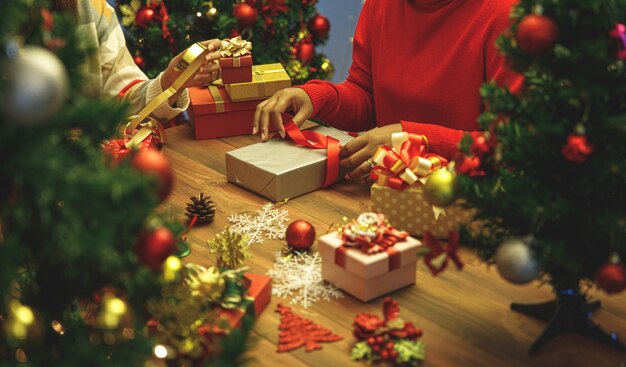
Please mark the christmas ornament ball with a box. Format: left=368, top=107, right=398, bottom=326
left=2, top=45, right=69, bottom=125
left=516, top=14, right=558, bottom=55
left=494, top=237, right=540, bottom=284
left=135, top=227, right=177, bottom=272
left=233, top=3, right=258, bottom=28
left=423, top=169, right=458, bottom=207
left=308, top=14, right=331, bottom=39
left=596, top=262, right=626, bottom=294
left=297, top=43, right=316, bottom=64
left=135, top=6, right=158, bottom=29
left=286, top=220, right=316, bottom=250
left=132, top=150, right=174, bottom=201
left=133, top=54, right=146, bottom=69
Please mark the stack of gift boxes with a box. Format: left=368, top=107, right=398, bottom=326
left=189, top=37, right=292, bottom=140
left=187, top=37, right=355, bottom=202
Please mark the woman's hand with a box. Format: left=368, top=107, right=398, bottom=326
left=340, top=123, right=403, bottom=179
left=161, top=39, right=223, bottom=104
left=253, top=88, right=313, bottom=140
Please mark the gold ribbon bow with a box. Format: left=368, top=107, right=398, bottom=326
left=123, top=42, right=208, bottom=148
left=219, top=36, right=252, bottom=58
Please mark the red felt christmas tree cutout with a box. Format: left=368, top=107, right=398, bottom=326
left=275, top=304, right=343, bottom=352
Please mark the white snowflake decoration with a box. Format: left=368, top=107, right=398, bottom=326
left=267, top=251, right=343, bottom=309
left=228, top=203, right=290, bottom=246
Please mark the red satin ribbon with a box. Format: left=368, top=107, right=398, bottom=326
left=334, top=245, right=402, bottom=271
left=283, top=121, right=340, bottom=187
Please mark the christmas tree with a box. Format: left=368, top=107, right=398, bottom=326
left=0, top=0, right=249, bottom=365
left=116, top=0, right=334, bottom=83
left=455, top=0, right=626, bottom=353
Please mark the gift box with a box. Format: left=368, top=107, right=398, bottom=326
left=219, top=54, right=253, bottom=84
left=218, top=36, right=253, bottom=84
left=217, top=273, right=272, bottom=328
left=225, top=125, right=353, bottom=202
left=225, top=63, right=291, bottom=102
left=371, top=184, right=474, bottom=240
left=318, top=218, right=421, bottom=302
left=368, top=131, right=473, bottom=239
left=189, top=84, right=277, bottom=139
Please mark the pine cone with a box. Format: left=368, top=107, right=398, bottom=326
left=185, top=193, right=216, bottom=224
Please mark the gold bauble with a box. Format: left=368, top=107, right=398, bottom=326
left=97, top=296, right=128, bottom=330
left=205, top=6, right=218, bottom=20
left=5, top=300, right=35, bottom=340
left=423, top=168, right=458, bottom=207
left=162, top=256, right=182, bottom=283
left=320, top=57, right=334, bottom=80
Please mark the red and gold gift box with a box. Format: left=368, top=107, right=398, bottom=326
left=318, top=214, right=421, bottom=302
left=369, top=132, right=473, bottom=239
left=219, top=54, right=253, bottom=84
left=225, top=63, right=291, bottom=102
left=189, top=84, right=276, bottom=140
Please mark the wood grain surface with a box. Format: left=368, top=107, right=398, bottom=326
left=163, top=123, right=626, bottom=367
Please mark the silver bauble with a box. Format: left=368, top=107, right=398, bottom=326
left=2, top=45, right=69, bottom=125
left=494, top=237, right=540, bottom=285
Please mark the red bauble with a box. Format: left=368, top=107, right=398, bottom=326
left=596, top=262, right=626, bottom=294
left=562, top=134, right=593, bottom=163
left=308, top=14, right=331, bottom=39
left=285, top=220, right=316, bottom=250
left=470, top=135, right=491, bottom=157
left=135, top=6, right=159, bottom=29
left=133, top=55, right=146, bottom=69
left=456, top=156, right=485, bottom=177
left=516, top=14, right=558, bottom=55
left=135, top=227, right=176, bottom=271
left=233, top=3, right=258, bottom=28
left=132, top=150, right=174, bottom=201
left=297, top=43, right=316, bottom=64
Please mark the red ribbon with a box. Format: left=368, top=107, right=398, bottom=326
left=155, top=1, right=175, bottom=49
left=422, top=231, right=464, bottom=276
left=283, top=121, right=340, bottom=188
left=334, top=245, right=401, bottom=272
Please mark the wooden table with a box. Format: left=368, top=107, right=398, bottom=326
left=163, top=124, right=626, bottom=367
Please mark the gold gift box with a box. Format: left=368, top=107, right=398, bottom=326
left=371, top=184, right=474, bottom=239
left=225, top=63, right=291, bottom=102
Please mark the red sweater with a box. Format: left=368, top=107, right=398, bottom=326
left=298, top=0, right=523, bottom=159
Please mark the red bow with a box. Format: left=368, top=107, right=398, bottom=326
left=154, top=1, right=175, bottom=49
left=422, top=231, right=464, bottom=276
left=352, top=298, right=422, bottom=341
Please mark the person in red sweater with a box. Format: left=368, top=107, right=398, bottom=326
left=253, top=0, right=523, bottom=179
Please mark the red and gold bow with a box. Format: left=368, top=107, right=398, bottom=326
left=422, top=231, right=463, bottom=276
left=370, top=132, right=447, bottom=190
left=340, top=212, right=408, bottom=254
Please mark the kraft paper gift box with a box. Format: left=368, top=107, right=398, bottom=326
left=225, top=63, right=291, bottom=102
left=318, top=231, right=421, bottom=302
left=225, top=125, right=353, bottom=202
left=371, top=184, right=474, bottom=240
left=189, top=84, right=278, bottom=139
left=219, top=54, right=253, bottom=84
